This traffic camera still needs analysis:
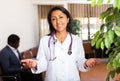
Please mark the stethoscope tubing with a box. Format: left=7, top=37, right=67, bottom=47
left=48, top=32, right=72, bottom=55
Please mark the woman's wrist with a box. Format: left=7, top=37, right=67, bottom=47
left=84, top=60, right=88, bottom=69
left=32, top=64, right=37, bottom=71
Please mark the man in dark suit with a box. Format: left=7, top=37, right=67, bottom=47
left=0, top=34, right=22, bottom=81
left=0, top=34, right=43, bottom=81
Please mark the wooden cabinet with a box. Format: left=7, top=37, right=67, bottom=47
left=83, top=41, right=95, bottom=58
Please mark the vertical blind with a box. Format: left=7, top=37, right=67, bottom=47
left=68, top=4, right=112, bottom=18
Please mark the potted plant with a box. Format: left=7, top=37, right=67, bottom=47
left=71, top=19, right=81, bottom=35
left=88, top=0, right=120, bottom=81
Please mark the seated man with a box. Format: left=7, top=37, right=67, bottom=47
left=0, top=34, right=43, bottom=81
left=0, top=34, right=26, bottom=81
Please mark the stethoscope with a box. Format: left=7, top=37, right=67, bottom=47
left=48, top=32, right=73, bottom=61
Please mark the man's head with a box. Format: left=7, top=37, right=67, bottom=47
left=7, top=34, right=20, bottom=49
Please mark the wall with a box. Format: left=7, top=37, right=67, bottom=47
left=0, top=0, right=39, bottom=52
left=33, top=0, right=92, bottom=9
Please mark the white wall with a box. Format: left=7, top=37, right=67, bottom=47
left=0, top=0, right=39, bottom=52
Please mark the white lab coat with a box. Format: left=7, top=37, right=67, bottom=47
left=31, top=34, right=89, bottom=81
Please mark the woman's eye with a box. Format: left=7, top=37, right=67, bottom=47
left=60, top=16, right=63, bottom=19
left=51, top=18, right=56, bottom=21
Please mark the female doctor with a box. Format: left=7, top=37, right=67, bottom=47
left=21, top=6, right=100, bottom=81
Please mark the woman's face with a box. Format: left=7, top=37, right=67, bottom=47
left=51, top=10, right=69, bottom=33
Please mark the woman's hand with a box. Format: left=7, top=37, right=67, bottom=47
left=85, top=58, right=101, bottom=68
left=21, top=59, right=37, bottom=68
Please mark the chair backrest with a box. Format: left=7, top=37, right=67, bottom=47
left=21, top=46, right=38, bottom=59
left=0, top=77, right=3, bottom=81
left=0, top=65, right=3, bottom=81
left=0, top=64, right=17, bottom=81
left=0, top=65, right=2, bottom=75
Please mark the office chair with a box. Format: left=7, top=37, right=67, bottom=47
left=0, top=66, right=18, bottom=81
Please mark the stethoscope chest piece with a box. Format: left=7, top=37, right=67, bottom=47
left=68, top=50, right=72, bottom=55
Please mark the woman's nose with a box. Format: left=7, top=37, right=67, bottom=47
left=56, top=18, right=60, bottom=23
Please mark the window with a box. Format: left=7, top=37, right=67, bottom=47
left=68, top=4, right=112, bottom=40
left=79, top=17, right=102, bottom=40
left=38, top=4, right=112, bottom=40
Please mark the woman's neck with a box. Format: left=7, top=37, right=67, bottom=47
left=55, top=31, right=68, bottom=43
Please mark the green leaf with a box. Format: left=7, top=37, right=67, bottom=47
left=100, top=11, right=108, bottom=19
left=100, top=24, right=105, bottom=32
left=106, top=22, right=113, bottom=30
left=114, top=25, right=120, bottom=31
left=115, top=30, right=120, bottom=36
left=104, top=32, right=111, bottom=49
left=114, top=25, right=120, bottom=36
left=105, top=15, right=115, bottom=23
left=108, top=30, right=114, bottom=44
left=112, top=59, right=118, bottom=70
left=101, top=41, right=104, bottom=50
left=91, top=31, right=100, bottom=46
left=116, top=67, right=120, bottom=74
left=114, top=0, right=120, bottom=9
left=106, top=73, right=110, bottom=81
left=119, top=59, right=120, bottom=63
left=91, top=0, right=96, bottom=7
left=116, top=18, right=120, bottom=26
left=97, top=0, right=103, bottom=6
left=107, top=0, right=112, bottom=3
left=106, top=76, right=110, bottom=81
left=110, top=70, right=116, bottom=78
left=96, top=38, right=103, bottom=49
left=106, top=62, right=111, bottom=70
left=104, top=37, right=109, bottom=48
left=115, top=52, right=120, bottom=60
left=100, top=7, right=113, bottom=19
